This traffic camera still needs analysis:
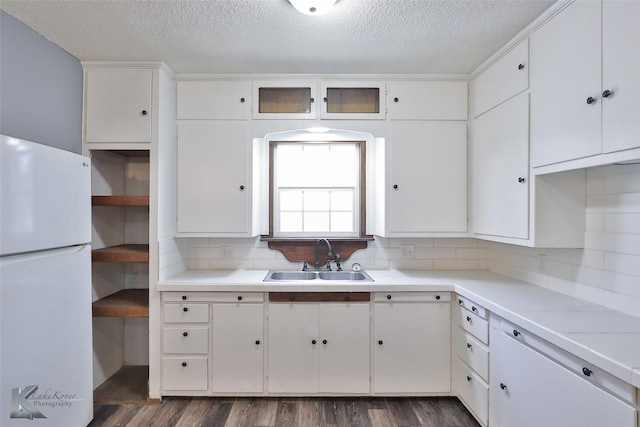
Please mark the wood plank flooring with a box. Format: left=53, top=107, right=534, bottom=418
left=89, top=397, right=480, bottom=427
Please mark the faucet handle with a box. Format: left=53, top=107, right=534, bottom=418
left=334, top=254, right=343, bottom=271
left=300, top=260, right=309, bottom=271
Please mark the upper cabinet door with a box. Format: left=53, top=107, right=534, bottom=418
left=177, top=81, right=250, bottom=120
left=473, top=39, right=529, bottom=117
left=253, top=81, right=317, bottom=119
left=602, top=0, right=640, bottom=154
left=530, top=1, right=602, bottom=167
left=388, top=81, right=467, bottom=120
left=320, top=81, right=386, bottom=120
left=85, top=69, right=153, bottom=143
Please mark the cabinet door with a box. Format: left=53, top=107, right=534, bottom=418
left=389, top=122, right=467, bottom=233
left=318, top=303, right=370, bottom=393
left=267, top=303, right=319, bottom=393
left=177, top=81, right=250, bottom=120
left=177, top=121, right=250, bottom=234
left=388, top=81, right=468, bottom=120
left=211, top=303, right=263, bottom=393
left=530, top=1, right=602, bottom=167
left=473, top=93, right=529, bottom=240
left=602, top=0, right=640, bottom=154
left=85, top=69, right=152, bottom=143
left=320, top=81, right=386, bottom=120
left=253, top=81, right=317, bottom=119
left=490, top=329, right=636, bottom=427
left=374, top=302, right=450, bottom=393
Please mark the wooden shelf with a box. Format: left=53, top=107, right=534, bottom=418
left=93, top=365, right=157, bottom=405
left=92, top=289, right=149, bottom=317
left=92, top=195, right=149, bottom=206
left=92, top=244, right=149, bottom=263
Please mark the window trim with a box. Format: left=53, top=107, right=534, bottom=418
left=268, top=140, right=367, bottom=238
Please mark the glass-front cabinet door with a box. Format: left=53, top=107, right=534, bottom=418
left=253, top=81, right=317, bottom=119
left=320, top=81, right=386, bottom=120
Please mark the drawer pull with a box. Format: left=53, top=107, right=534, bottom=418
left=466, top=376, right=472, bottom=382
left=582, top=367, right=592, bottom=377
left=237, top=296, right=243, bottom=301
left=181, top=295, right=187, bottom=300
left=255, top=340, right=261, bottom=345
left=466, top=316, right=471, bottom=322
left=466, top=343, right=472, bottom=349
left=183, top=307, right=189, bottom=312
left=183, top=332, right=188, bottom=337
left=500, top=383, right=507, bottom=390
left=386, top=294, right=392, bottom=300
left=289, top=295, right=295, bottom=301
left=512, top=329, right=520, bottom=337
left=471, top=306, right=477, bottom=312
left=458, top=298, right=463, bottom=305
left=181, top=362, right=187, bottom=367
left=435, top=295, right=441, bottom=300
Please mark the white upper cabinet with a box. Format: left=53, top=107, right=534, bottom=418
left=531, top=0, right=640, bottom=168
left=319, top=81, right=386, bottom=120
left=473, top=39, right=529, bottom=117
left=473, top=93, right=529, bottom=240
left=388, top=81, right=468, bottom=120
left=177, top=81, right=250, bottom=120
left=601, top=0, right=640, bottom=154
left=252, top=81, right=318, bottom=119
left=84, top=68, right=153, bottom=143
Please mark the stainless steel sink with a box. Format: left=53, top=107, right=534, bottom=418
left=264, top=269, right=373, bottom=282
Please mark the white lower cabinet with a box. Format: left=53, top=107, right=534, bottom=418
left=211, top=303, right=264, bottom=393
left=267, top=301, right=370, bottom=394
left=490, top=317, right=637, bottom=427
left=373, top=292, right=451, bottom=394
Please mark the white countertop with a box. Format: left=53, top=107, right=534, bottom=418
left=159, top=269, right=640, bottom=388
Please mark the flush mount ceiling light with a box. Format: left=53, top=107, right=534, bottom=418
left=288, top=0, right=338, bottom=16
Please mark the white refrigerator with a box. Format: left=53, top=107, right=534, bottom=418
left=0, top=135, right=93, bottom=426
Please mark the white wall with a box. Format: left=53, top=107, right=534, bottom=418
left=488, top=164, right=640, bottom=318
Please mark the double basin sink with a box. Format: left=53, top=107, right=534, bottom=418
left=264, top=269, right=373, bottom=282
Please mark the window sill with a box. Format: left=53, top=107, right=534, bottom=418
left=261, top=236, right=374, bottom=264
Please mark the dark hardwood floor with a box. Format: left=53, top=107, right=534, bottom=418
left=89, top=396, right=480, bottom=427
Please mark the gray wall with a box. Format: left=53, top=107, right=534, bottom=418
left=0, top=11, right=83, bottom=154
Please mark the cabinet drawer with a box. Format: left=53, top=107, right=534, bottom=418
left=455, top=358, right=489, bottom=426
left=163, top=303, right=209, bottom=323
left=473, top=38, right=529, bottom=116
left=454, top=294, right=487, bottom=319
left=163, top=327, right=209, bottom=354
left=163, top=292, right=264, bottom=303
left=374, top=292, right=450, bottom=303
left=454, top=305, right=488, bottom=344
left=453, top=327, right=489, bottom=380
left=163, top=357, right=208, bottom=391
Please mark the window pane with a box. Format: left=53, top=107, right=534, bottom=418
left=331, top=212, right=353, bottom=232
left=303, top=190, right=330, bottom=211
left=331, top=190, right=353, bottom=211
left=280, top=190, right=302, bottom=211
left=280, top=212, right=303, bottom=232
left=304, top=212, right=330, bottom=232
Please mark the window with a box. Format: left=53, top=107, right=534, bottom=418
left=270, top=140, right=365, bottom=237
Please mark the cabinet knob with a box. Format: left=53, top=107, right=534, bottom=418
left=471, top=306, right=477, bottom=312
left=517, top=63, right=525, bottom=70
left=183, top=307, right=188, bottom=312
left=466, top=316, right=471, bottom=322
left=237, top=296, right=243, bottom=301
left=289, top=295, right=295, bottom=301
left=182, top=295, right=187, bottom=300
left=181, top=362, right=187, bottom=367
left=141, top=110, right=148, bottom=116
left=435, top=295, right=441, bottom=300
left=586, top=96, right=597, bottom=105
left=393, top=184, right=398, bottom=190
left=582, top=367, right=592, bottom=377
left=512, top=329, right=520, bottom=337
left=183, top=332, right=188, bottom=337
left=602, top=89, right=613, bottom=98
left=467, top=343, right=472, bottom=349
left=240, top=97, right=245, bottom=103
left=378, top=340, right=383, bottom=345
left=239, top=185, right=245, bottom=191
left=323, top=97, right=328, bottom=102
left=310, top=97, right=315, bottom=103
left=458, top=299, right=463, bottom=305
left=322, top=339, right=328, bottom=345
left=344, top=295, right=350, bottom=301
left=386, top=294, right=392, bottom=300
left=394, top=97, right=399, bottom=102
left=255, top=340, right=261, bottom=345
left=500, top=383, right=507, bottom=390
left=311, top=339, right=316, bottom=345
left=467, top=376, right=472, bottom=382
left=518, top=177, right=526, bottom=183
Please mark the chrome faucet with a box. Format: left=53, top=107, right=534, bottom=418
left=315, top=238, right=333, bottom=271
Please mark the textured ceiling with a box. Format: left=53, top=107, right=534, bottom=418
left=1, top=0, right=555, bottom=75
